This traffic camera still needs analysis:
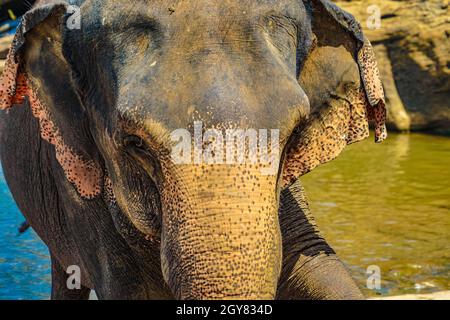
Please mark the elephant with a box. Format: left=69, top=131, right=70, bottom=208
left=0, top=0, right=386, bottom=300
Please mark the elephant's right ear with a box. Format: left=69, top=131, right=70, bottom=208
left=281, top=0, right=387, bottom=187
left=0, top=3, right=103, bottom=199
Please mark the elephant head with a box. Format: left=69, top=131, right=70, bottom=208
left=0, top=0, right=385, bottom=299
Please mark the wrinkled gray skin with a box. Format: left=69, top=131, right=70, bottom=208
left=0, top=0, right=370, bottom=299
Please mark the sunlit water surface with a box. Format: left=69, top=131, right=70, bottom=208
left=0, top=133, right=448, bottom=298
left=301, top=133, right=450, bottom=297
left=0, top=167, right=50, bottom=299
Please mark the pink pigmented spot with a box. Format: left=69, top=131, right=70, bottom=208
left=357, top=38, right=387, bottom=143
left=102, top=175, right=117, bottom=205
left=26, top=77, right=103, bottom=199
left=0, top=49, right=25, bottom=108
left=0, top=55, right=102, bottom=199
left=281, top=87, right=378, bottom=187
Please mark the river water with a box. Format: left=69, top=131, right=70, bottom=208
left=0, top=133, right=448, bottom=299
left=0, top=168, right=50, bottom=299
left=302, top=133, right=450, bottom=297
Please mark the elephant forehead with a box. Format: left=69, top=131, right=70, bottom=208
left=95, top=0, right=304, bottom=24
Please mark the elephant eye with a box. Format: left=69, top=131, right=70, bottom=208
left=122, top=135, right=162, bottom=184
left=123, top=135, right=144, bottom=149
left=123, top=134, right=153, bottom=158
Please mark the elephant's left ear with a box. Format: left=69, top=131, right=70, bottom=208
left=304, top=0, right=387, bottom=139
left=357, top=37, right=387, bottom=142
left=281, top=0, right=387, bottom=187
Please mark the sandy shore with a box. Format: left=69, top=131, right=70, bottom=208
left=371, top=291, right=450, bottom=300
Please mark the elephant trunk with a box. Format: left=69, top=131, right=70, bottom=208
left=160, top=164, right=282, bottom=299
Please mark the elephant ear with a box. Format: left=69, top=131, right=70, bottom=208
left=0, top=3, right=103, bottom=199
left=282, top=0, right=387, bottom=187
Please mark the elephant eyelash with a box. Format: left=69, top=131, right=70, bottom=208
left=122, top=135, right=155, bottom=160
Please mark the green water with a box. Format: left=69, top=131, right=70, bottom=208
left=301, top=133, right=450, bottom=297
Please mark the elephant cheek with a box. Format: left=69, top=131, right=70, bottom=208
left=159, top=164, right=282, bottom=300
